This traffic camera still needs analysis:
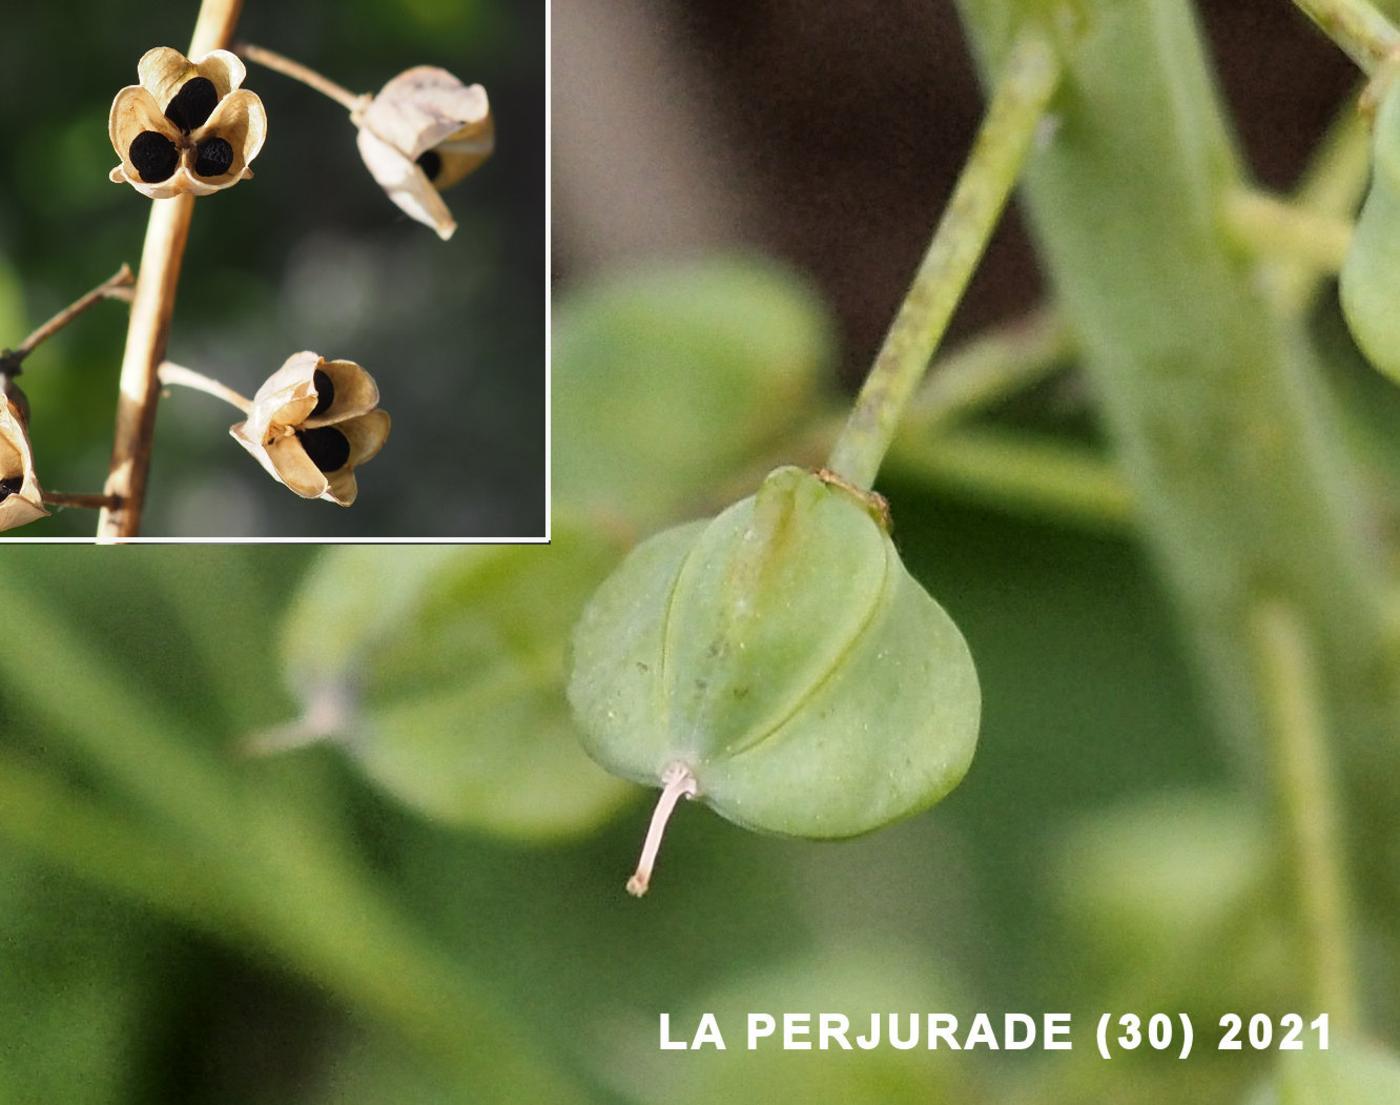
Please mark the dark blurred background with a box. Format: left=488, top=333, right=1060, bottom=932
left=553, top=0, right=1356, bottom=381
left=1, top=0, right=544, bottom=537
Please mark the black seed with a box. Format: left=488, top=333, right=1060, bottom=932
left=193, top=137, right=234, bottom=178
left=0, top=475, right=23, bottom=502
left=309, top=370, right=335, bottom=418
left=416, top=149, right=443, bottom=182
left=164, top=76, right=219, bottom=132
left=298, top=426, right=351, bottom=473
left=129, top=131, right=179, bottom=183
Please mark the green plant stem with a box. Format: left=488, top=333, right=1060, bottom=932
left=825, top=27, right=1061, bottom=489
left=1224, top=190, right=1353, bottom=272
left=884, top=428, right=1132, bottom=533
left=957, top=0, right=1400, bottom=973
left=1249, top=600, right=1361, bottom=1030
left=1291, top=0, right=1400, bottom=72
left=1265, top=92, right=1372, bottom=315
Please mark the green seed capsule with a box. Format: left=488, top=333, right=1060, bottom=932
left=1341, top=81, right=1400, bottom=381
left=567, top=465, right=981, bottom=894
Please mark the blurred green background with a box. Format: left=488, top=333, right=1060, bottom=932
left=0, top=249, right=1368, bottom=1103
left=0, top=0, right=543, bottom=537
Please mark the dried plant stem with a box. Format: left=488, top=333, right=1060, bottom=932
left=1290, top=0, right=1400, bottom=73
left=159, top=361, right=252, bottom=413
left=42, top=492, right=121, bottom=511
left=627, top=764, right=698, bottom=897
left=98, top=0, right=245, bottom=540
left=236, top=42, right=367, bottom=114
left=1250, top=600, right=1361, bottom=1030
left=825, top=27, right=1060, bottom=490
left=1, top=265, right=133, bottom=373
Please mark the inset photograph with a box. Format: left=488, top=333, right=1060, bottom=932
left=1, top=1, right=544, bottom=539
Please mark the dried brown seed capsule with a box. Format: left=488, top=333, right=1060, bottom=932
left=194, top=137, right=234, bottom=177
left=354, top=66, right=493, bottom=240
left=0, top=394, right=48, bottom=531
left=229, top=352, right=390, bottom=506
left=108, top=48, right=267, bottom=199
left=297, top=426, right=352, bottom=473
left=164, top=75, right=219, bottom=131
left=130, top=130, right=179, bottom=182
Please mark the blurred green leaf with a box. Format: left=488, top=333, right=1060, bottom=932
left=279, top=533, right=633, bottom=839
left=1248, top=1038, right=1400, bottom=1105
left=1053, top=790, right=1272, bottom=963
left=553, top=257, right=835, bottom=527
left=1050, top=789, right=1286, bottom=1024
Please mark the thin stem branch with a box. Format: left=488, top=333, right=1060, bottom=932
left=1265, top=91, right=1372, bottom=316
left=905, top=305, right=1073, bottom=432
left=99, top=0, right=245, bottom=540
left=826, top=28, right=1061, bottom=489
left=42, top=491, right=121, bottom=511
left=1290, top=0, right=1400, bottom=73
left=159, top=361, right=252, bottom=413
left=0, top=265, right=133, bottom=373
left=1249, top=600, right=1361, bottom=1031
left=1224, top=190, right=1353, bottom=272
left=235, top=42, right=367, bottom=114
left=884, top=427, right=1134, bottom=533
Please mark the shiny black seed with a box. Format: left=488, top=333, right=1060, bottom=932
left=129, top=131, right=179, bottom=183
left=309, top=370, right=335, bottom=418
left=164, top=76, right=219, bottom=132
left=0, top=475, right=23, bottom=502
left=298, top=426, right=351, bottom=473
left=416, top=149, right=443, bottom=182
left=193, top=137, right=234, bottom=178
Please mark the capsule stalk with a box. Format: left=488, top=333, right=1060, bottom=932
left=627, top=763, right=698, bottom=897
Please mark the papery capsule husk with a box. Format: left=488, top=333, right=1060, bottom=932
left=0, top=395, right=49, bottom=532
left=229, top=352, right=389, bottom=506
left=568, top=465, right=981, bottom=839
left=355, top=66, right=493, bottom=240
left=108, top=47, right=267, bottom=199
